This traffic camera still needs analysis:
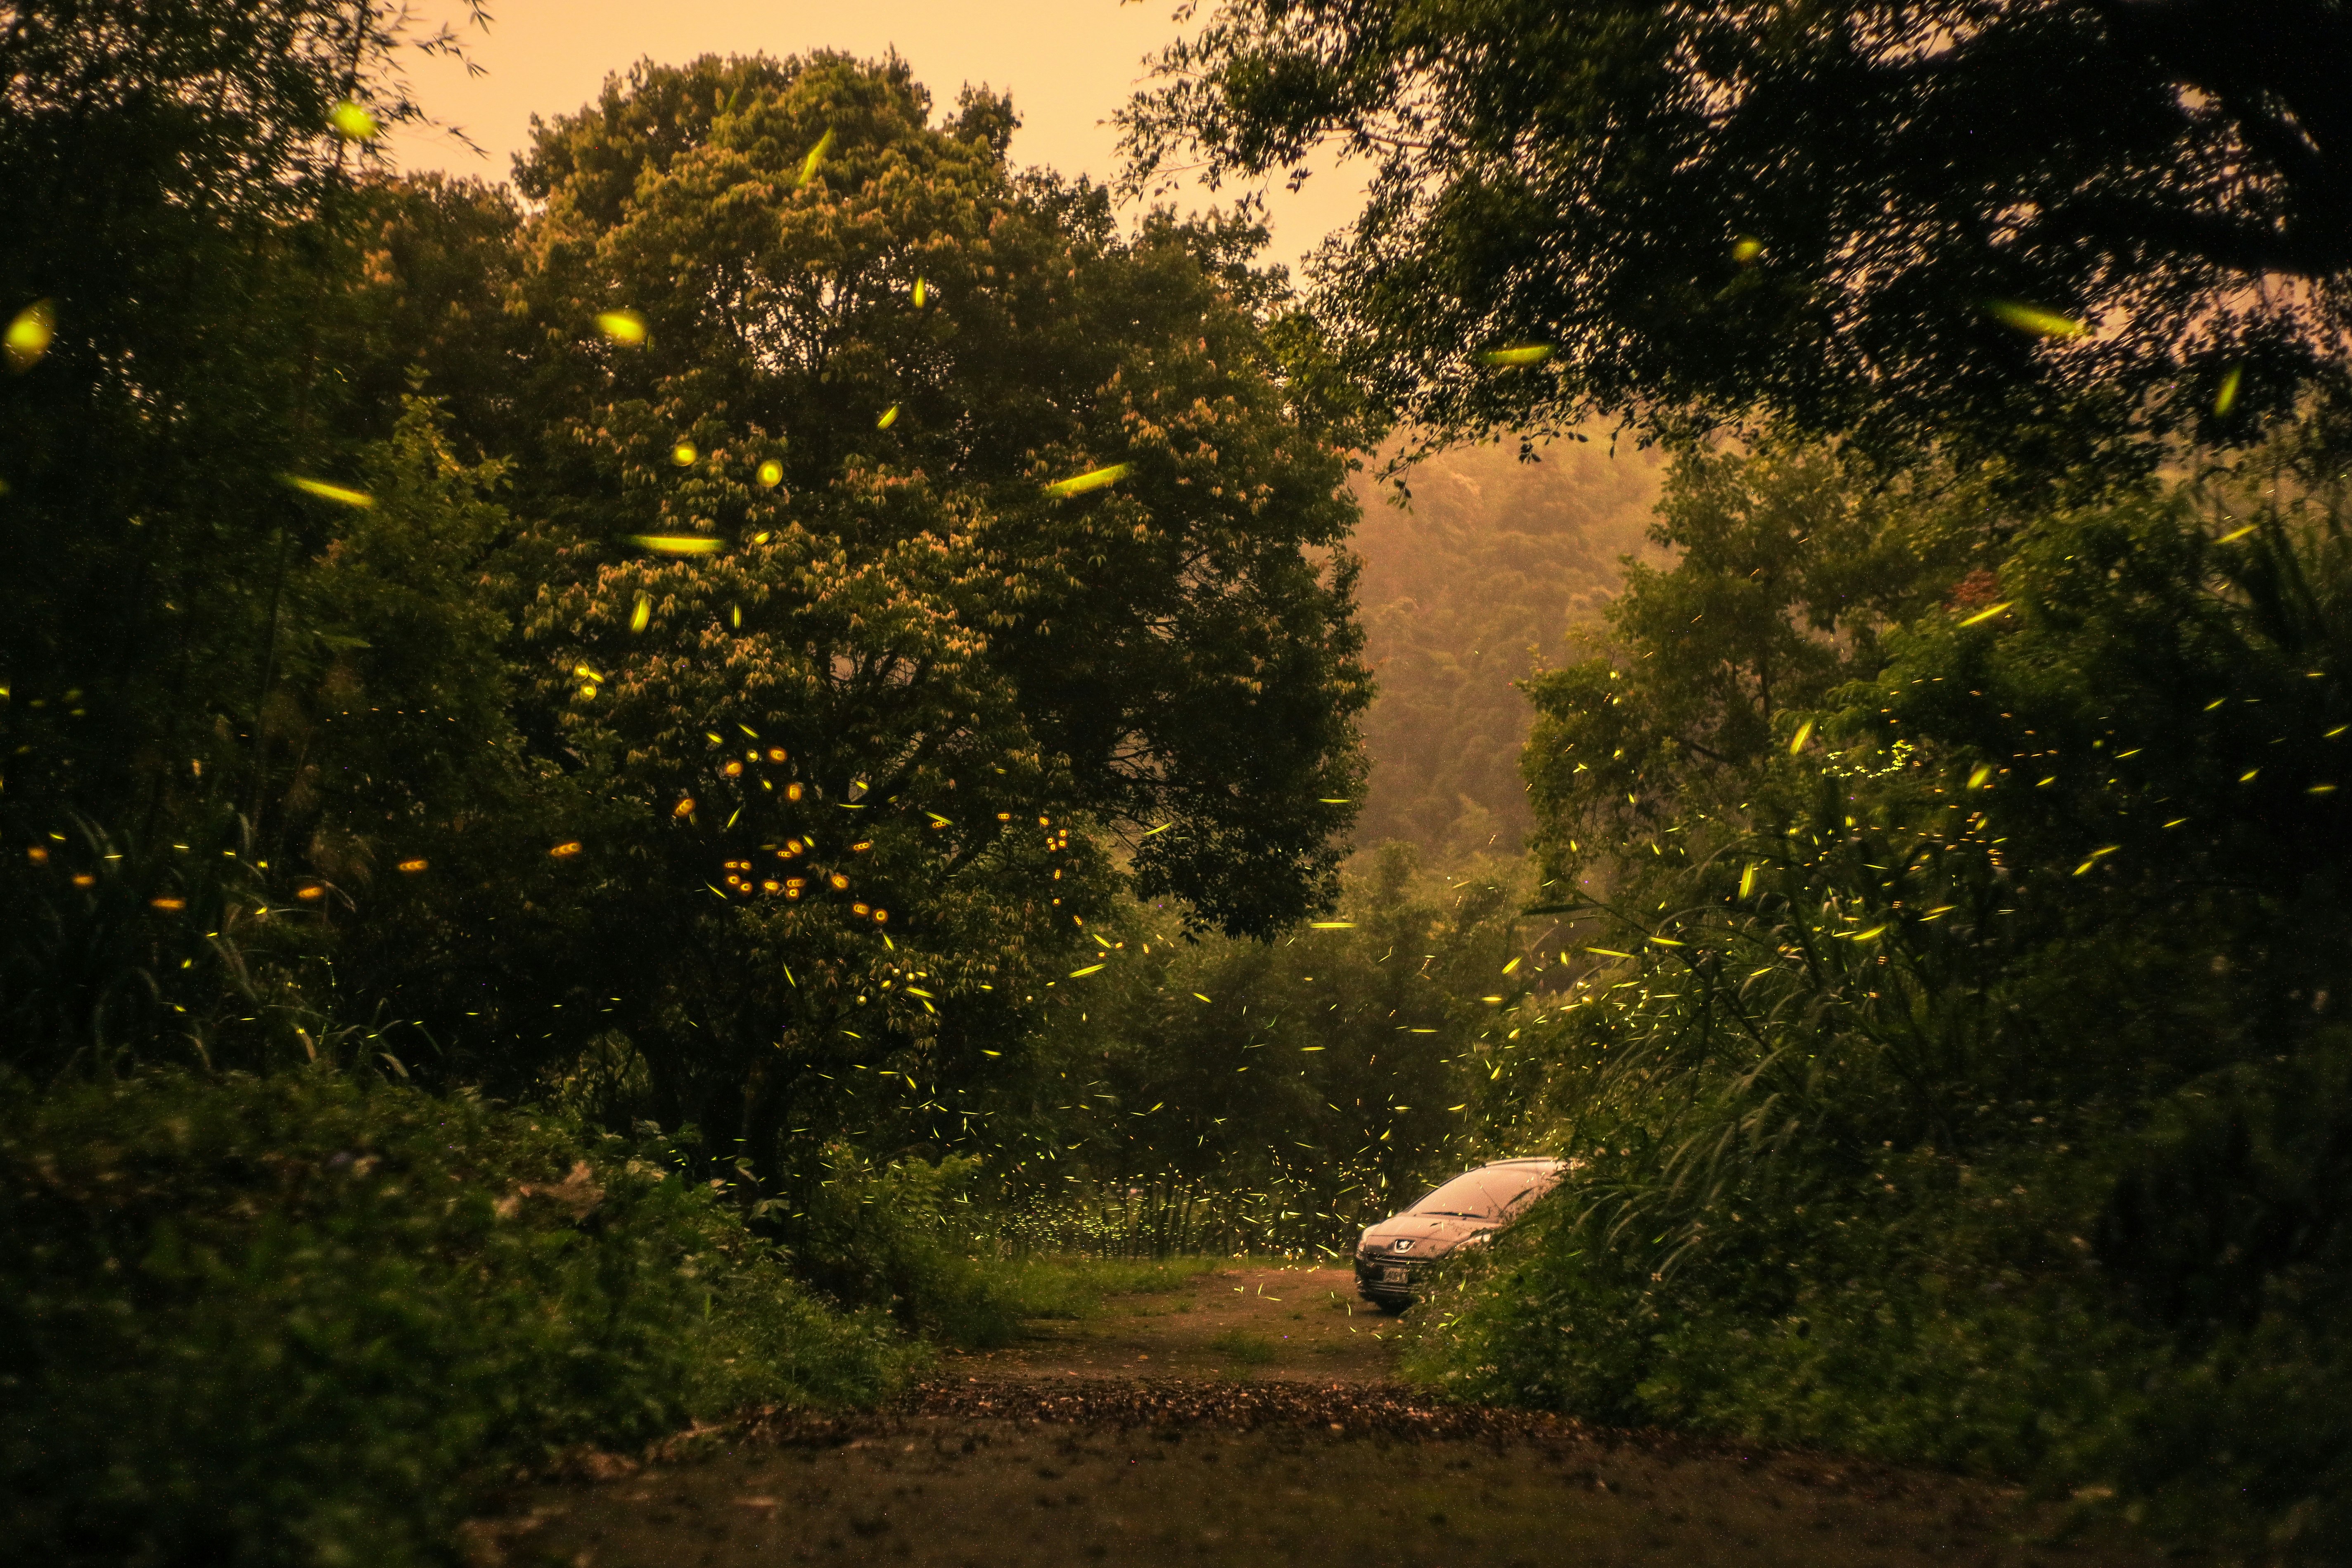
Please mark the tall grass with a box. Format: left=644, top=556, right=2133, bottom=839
left=992, top=1165, right=1406, bottom=1260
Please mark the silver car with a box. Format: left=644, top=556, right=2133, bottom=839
left=1354, top=1158, right=1567, bottom=1312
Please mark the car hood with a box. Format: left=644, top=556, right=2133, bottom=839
left=1358, top=1210, right=1496, bottom=1261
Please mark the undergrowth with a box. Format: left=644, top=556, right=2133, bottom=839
left=0, top=1068, right=913, bottom=1568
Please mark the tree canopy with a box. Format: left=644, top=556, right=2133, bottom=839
left=1119, top=0, right=2352, bottom=469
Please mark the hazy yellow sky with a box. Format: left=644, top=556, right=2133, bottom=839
left=383, top=0, right=1364, bottom=275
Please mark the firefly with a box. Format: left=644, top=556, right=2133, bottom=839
left=397, top=858, right=428, bottom=873
left=330, top=100, right=378, bottom=140
left=285, top=475, right=374, bottom=508
left=796, top=127, right=837, bottom=188
left=671, top=441, right=697, bottom=466
left=5, top=299, right=55, bottom=372
left=1958, top=600, right=2012, bottom=627
left=2215, top=366, right=2243, bottom=417
left=596, top=310, right=647, bottom=345
left=550, top=841, right=583, bottom=858
left=1479, top=345, right=1554, bottom=367
left=1986, top=301, right=2086, bottom=339
left=150, top=896, right=186, bottom=911
left=1046, top=463, right=1131, bottom=497
left=1731, top=236, right=1764, bottom=263
left=877, top=404, right=899, bottom=430
left=628, top=535, right=721, bottom=555
left=828, top=873, right=849, bottom=890
left=674, top=798, right=696, bottom=818
left=913, top=277, right=928, bottom=307
left=1788, top=719, right=1814, bottom=754
left=767, top=747, right=788, bottom=763
left=758, top=458, right=783, bottom=487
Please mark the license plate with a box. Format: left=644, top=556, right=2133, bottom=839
left=1380, top=1265, right=1408, bottom=1285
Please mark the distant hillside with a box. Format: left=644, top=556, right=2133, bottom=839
left=1346, top=435, right=1665, bottom=859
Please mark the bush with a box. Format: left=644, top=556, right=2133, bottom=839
left=0, top=1068, right=911, bottom=1568
left=778, top=1146, right=1034, bottom=1348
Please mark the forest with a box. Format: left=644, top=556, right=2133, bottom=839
left=6, top=2, right=2351, bottom=1563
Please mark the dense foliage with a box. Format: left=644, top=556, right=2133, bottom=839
left=1403, top=430, right=2352, bottom=1555
left=0, top=1067, right=908, bottom=1568
left=1118, top=0, right=2352, bottom=470
left=0, top=12, right=1382, bottom=1563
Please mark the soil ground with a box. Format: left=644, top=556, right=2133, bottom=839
left=466, top=1264, right=2155, bottom=1568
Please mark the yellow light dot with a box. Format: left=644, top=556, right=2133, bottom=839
left=329, top=100, right=378, bottom=141
left=5, top=299, right=56, bottom=372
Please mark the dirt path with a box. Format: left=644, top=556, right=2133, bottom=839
left=467, top=1264, right=2155, bottom=1568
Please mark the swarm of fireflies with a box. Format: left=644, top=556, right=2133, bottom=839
left=1479, top=344, right=1554, bottom=368
left=1985, top=301, right=2086, bottom=339
left=1046, top=463, right=1131, bottom=498
left=628, top=534, right=721, bottom=555
left=796, top=128, right=837, bottom=188
left=597, top=310, right=647, bottom=345
left=6, top=300, right=55, bottom=372
left=285, top=475, right=374, bottom=508
left=330, top=100, right=379, bottom=141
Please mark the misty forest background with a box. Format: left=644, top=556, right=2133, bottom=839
left=7, top=2, right=2352, bottom=1565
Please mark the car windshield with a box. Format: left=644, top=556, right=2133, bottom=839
left=1408, top=1166, right=1556, bottom=1221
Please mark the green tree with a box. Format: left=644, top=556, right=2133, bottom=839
left=1520, top=436, right=1973, bottom=891
left=1118, top=0, right=2352, bottom=468
left=0, top=0, right=501, bottom=1071
left=394, top=53, right=1374, bottom=1179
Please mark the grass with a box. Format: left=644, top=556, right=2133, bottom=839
left=989, top=1254, right=1226, bottom=1321
left=1204, top=1328, right=1278, bottom=1365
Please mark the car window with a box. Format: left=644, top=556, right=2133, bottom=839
left=1408, top=1166, right=1557, bottom=1221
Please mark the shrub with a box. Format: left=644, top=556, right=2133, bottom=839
left=0, top=1068, right=910, bottom=1568
left=778, top=1145, right=1032, bottom=1348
